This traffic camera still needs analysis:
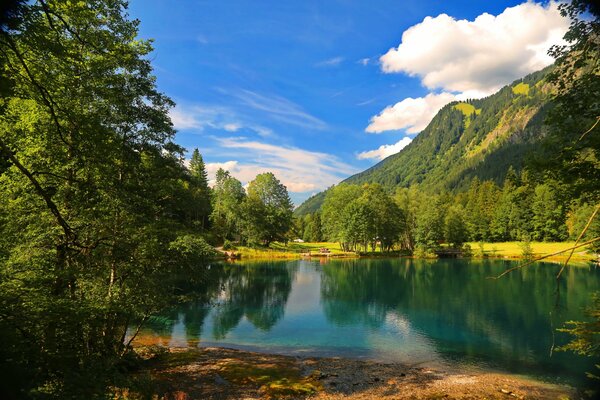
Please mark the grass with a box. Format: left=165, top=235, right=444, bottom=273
left=467, top=241, right=596, bottom=263
left=233, top=242, right=357, bottom=259
left=453, top=102, right=481, bottom=128
left=512, top=82, right=530, bottom=96
left=225, top=241, right=597, bottom=263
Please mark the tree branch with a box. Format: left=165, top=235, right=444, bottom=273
left=490, top=237, right=600, bottom=280
left=0, top=138, right=73, bottom=240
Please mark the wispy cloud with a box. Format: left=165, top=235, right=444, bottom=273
left=357, top=58, right=370, bottom=66
left=315, top=56, right=344, bottom=67
left=205, top=137, right=358, bottom=194
left=229, top=89, right=327, bottom=130
left=169, top=103, right=275, bottom=137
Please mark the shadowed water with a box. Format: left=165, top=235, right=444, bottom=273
left=136, top=258, right=600, bottom=388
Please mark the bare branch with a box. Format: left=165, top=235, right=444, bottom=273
left=490, top=237, right=600, bottom=280
left=556, top=204, right=600, bottom=280
left=578, top=116, right=600, bottom=142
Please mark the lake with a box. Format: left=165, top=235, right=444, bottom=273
left=136, top=258, right=600, bottom=388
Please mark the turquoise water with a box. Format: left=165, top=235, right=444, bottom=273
left=138, top=258, right=600, bottom=387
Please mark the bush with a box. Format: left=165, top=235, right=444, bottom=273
left=461, top=243, right=473, bottom=258
left=519, top=234, right=534, bottom=261
left=413, top=245, right=438, bottom=259
left=169, top=234, right=218, bottom=267
left=222, top=240, right=236, bottom=251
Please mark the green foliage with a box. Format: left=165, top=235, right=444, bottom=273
left=444, top=205, right=468, bottom=247
left=169, top=235, right=218, bottom=266
left=222, top=239, right=235, bottom=251
left=519, top=235, right=534, bottom=262
left=540, top=0, right=600, bottom=200
left=243, top=172, right=293, bottom=246
left=567, top=202, right=600, bottom=252
left=322, top=183, right=404, bottom=252
left=210, top=168, right=246, bottom=243
left=559, top=293, right=600, bottom=380
left=0, top=2, right=217, bottom=397
left=188, top=148, right=212, bottom=229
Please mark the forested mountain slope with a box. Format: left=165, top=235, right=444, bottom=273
left=296, top=68, right=552, bottom=215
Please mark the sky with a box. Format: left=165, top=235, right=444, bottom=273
left=128, top=0, right=569, bottom=205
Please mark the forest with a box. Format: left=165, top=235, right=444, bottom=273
left=294, top=169, right=600, bottom=255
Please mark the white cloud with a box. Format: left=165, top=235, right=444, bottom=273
left=205, top=138, right=358, bottom=193
left=380, top=1, right=568, bottom=95
left=366, top=92, right=456, bottom=134
left=358, top=58, right=370, bottom=66
left=223, top=123, right=241, bottom=132
left=357, top=137, right=413, bottom=161
left=316, top=56, right=345, bottom=67
left=170, top=107, right=204, bottom=130
left=170, top=104, right=274, bottom=137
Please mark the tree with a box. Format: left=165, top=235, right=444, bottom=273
left=188, top=148, right=211, bottom=229
left=0, top=1, right=213, bottom=397
left=321, top=184, right=362, bottom=250
left=444, top=205, right=468, bottom=248
left=531, top=183, right=568, bottom=241
left=415, top=195, right=445, bottom=250
left=539, top=0, right=600, bottom=200
left=303, top=213, right=323, bottom=242
left=210, top=168, right=245, bottom=243
left=244, top=172, right=293, bottom=246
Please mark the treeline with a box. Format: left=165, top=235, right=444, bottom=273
left=295, top=167, right=599, bottom=254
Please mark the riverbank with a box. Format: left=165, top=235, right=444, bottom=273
left=124, top=346, right=578, bottom=399
left=219, top=241, right=597, bottom=264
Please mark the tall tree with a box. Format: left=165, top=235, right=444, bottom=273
left=188, top=148, right=211, bottom=229
left=244, top=172, right=293, bottom=245
left=210, top=168, right=245, bottom=242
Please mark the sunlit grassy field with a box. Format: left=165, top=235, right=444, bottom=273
left=233, top=242, right=355, bottom=259
left=231, top=241, right=597, bottom=262
left=467, top=241, right=596, bottom=263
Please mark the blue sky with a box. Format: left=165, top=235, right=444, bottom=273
left=128, top=0, right=568, bottom=204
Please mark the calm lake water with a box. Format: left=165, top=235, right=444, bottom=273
left=137, top=258, right=600, bottom=387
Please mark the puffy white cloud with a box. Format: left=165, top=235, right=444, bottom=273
left=357, top=137, right=413, bottom=161
left=366, top=92, right=456, bottom=134
left=380, top=2, right=568, bottom=94
left=203, top=138, right=358, bottom=194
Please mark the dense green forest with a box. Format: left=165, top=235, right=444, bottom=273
left=294, top=170, right=599, bottom=254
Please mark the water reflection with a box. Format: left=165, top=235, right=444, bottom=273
left=135, top=258, right=600, bottom=387
left=212, top=262, right=297, bottom=337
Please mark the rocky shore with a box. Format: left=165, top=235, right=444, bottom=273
left=132, top=346, right=578, bottom=399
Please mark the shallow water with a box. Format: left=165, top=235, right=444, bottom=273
left=137, top=258, right=600, bottom=388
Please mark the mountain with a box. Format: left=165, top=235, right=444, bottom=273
left=295, top=68, right=552, bottom=216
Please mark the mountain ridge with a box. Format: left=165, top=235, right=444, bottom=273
left=295, top=67, right=552, bottom=216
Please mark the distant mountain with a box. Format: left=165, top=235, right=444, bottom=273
left=295, top=68, right=552, bottom=216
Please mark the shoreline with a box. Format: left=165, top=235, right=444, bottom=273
left=130, top=344, right=579, bottom=399
left=214, top=241, right=598, bottom=264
